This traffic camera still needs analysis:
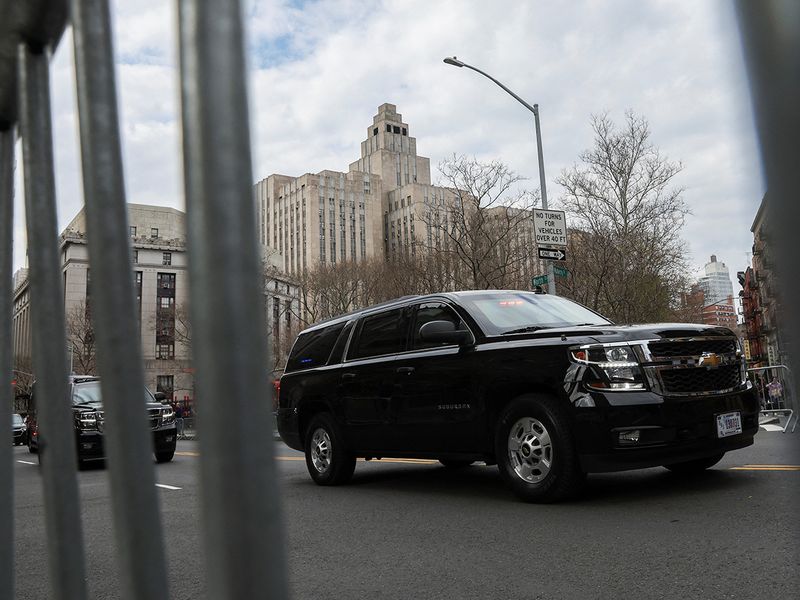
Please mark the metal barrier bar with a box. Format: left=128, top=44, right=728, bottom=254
left=177, top=1, right=288, bottom=598
left=735, top=2, right=800, bottom=433
left=70, top=1, right=171, bottom=598
left=748, top=365, right=798, bottom=433
left=0, top=124, right=15, bottom=600
left=17, top=42, right=88, bottom=600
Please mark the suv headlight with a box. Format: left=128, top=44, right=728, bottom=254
left=570, top=343, right=646, bottom=391
left=75, top=412, right=99, bottom=430
left=161, top=406, right=175, bottom=424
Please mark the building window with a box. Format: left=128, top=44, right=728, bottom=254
left=373, top=127, right=378, bottom=136
left=130, top=226, right=137, bottom=237
left=386, top=124, right=391, bottom=132
left=133, top=250, right=138, bottom=264
left=135, top=271, right=142, bottom=318
left=162, top=252, right=172, bottom=266
left=393, top=125, right=400, bottom=134
left=402, top=127, right=407, bottom=136
left=156, top=344, right=175, bottom=360
left=272, top=296, right=280, bottom=351
left=151, top=228, right=158, bottom=238
left=156, top=375, right=174, bottom=399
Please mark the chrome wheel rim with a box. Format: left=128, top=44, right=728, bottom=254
left=507, top=417, right=553, bottom=483
left=310, top=428, right=332, bottom=474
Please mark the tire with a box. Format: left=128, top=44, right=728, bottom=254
left=495, top=394, right=585, bottom=503
left=155, top=449, right=175, bottom=463
left=439, top=459, right=474, bottom=468
left=28, top=439, right=37, bottom=454
left=664, top=453, right=724, bottom=474
left=304, top=412, right=356, bottom=486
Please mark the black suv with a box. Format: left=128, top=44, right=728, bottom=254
left=12, top=413, right=27, bottom=446
left=277, top=290, right=758, bottom=502
left=32, top=376, right=177, bottom=466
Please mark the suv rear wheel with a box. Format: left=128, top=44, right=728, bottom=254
left=495, top=394, right=585, bottom=503
left=304, top=412, right=356, bottom=485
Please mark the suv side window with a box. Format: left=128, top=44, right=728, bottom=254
left=412, top=302, right=467, bottom=350
left=326, top=320, right=355, bottom=365
left=348, top=308, right=408, bottom=360
left=285, top=322, right=346, bottom=372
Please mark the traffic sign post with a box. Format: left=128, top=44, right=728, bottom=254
left=533, top=210, right=567, bottom=247
left=553, top=265, right=569, bottom=278
left=533, top=209, right=567, bottom=296
left=532, top=275, right=548, bottom=288
left=537, top=247, right=566, bottom=261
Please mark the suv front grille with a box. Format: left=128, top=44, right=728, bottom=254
left=659, top=364, right=741, bottom=394
left=648, top=339, right=736, bottom=358
left=148, top=407, right=161, bottom=429
left=643, top=337, right=744, bottom=396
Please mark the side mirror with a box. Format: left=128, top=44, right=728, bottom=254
left=419, top=320, right=472, bottom=346
left=154, top=392, right=166, bottom=401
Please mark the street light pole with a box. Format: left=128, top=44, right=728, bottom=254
left=443, top=56, right=556, bottom=294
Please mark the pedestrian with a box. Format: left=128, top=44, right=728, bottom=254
left=175, top=403, right=184, bottom=437
left=766, top=376, right=784, bottom=410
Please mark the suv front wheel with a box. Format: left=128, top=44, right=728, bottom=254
left=495, top=394, right=585, bottom=503
left=304, top=412, right=356, bottom=485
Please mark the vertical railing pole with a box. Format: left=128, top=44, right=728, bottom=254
left=735, top=0, right=800, bottom=436
left=177, top=1, right=288, bottom=598
left=0, top=125, right=15, bottom=600
left=69, top=1, right=171, bottom=598
left=17, top=41, right=88, bottom=600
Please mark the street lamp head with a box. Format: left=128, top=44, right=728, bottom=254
left=443, top=56, right=465, bottom=67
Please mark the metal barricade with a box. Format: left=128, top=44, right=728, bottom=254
left=176, top=417, right=197, bottom=440
left=748, top=365, right=797, bottom=433
left=1, top=1, right=287, bottom=599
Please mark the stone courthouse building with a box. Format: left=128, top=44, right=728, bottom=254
left=253, top=103, right=461, bottom=273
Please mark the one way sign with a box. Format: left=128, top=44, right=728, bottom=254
left=538, top=247, right=566, bottom=261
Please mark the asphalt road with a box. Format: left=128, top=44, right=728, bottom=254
left=11, top=430, right=800, bottom=599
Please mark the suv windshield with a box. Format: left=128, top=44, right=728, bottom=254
left=72, top=381, right=158, bottom=406
left=12, top=414, right=23, bottom=426
left=457, top=292, right=610, bottom=335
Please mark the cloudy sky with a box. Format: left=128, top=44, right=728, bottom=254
left=11, top=0, right=763, bottom=293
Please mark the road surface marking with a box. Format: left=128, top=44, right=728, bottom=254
left=178, top=453, right=447, bottom=466
left=17, top=460, right=36, bottom=465
left=730, top=465, right=800, bottom=471
left=155, top=483, right=182, bottom=490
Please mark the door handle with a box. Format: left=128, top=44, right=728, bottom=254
left=341, top=373, right=356, bottom=381
left=396, top=367, right=415, bottom=375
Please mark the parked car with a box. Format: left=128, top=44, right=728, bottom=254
left=12, top=413, right=26, bottom=446
left=31, top=376, right=177, bottom=467
left=277, top=290, right=758, bottom=502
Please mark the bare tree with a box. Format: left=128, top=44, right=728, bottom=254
left=418, top=155, right=540, bottom=290
left=556, top=112, right=689, bottom=323
left=12, top=355, right=35, bottom=413
left=174, top=301, right=192, bottom=349
left=65, top=300, right=97, bottom=375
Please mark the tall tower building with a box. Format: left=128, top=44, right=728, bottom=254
left=699, top=255, right=734, bottom=306
left=255, top=102, right=538, bottom=275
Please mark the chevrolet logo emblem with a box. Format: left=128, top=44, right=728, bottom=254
left=698, top=352, right=723, bottom=369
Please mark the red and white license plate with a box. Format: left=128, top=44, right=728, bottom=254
left=716, top=411, right=742, bottom=438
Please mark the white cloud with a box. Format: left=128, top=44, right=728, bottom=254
left=12, top=0, right=763, bottom=298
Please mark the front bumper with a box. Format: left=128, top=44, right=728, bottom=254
left=573, top=387, right=759, bottom=473
left=75, top=425, right=177, bottom=462
left=13, top=429, right=26, bottom=444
